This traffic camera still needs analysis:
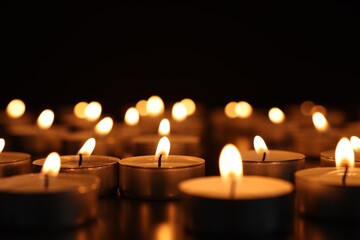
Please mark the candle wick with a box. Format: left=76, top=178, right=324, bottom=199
left=342, top=166, right=349, bottom=186
left=262, top=152, right=266, bottom=161
left=78, top=153, right=83, bottom=167
left=44, top=174, right=49, bottom=190
left=230, top=178, right=237, bottom=199
left=158, top=154, right=162, bottom=168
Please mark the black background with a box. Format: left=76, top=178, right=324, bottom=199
left=2, top=1, right=360, bottom=116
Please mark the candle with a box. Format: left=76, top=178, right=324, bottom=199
left=119, top=136, right=205, bottom=200
left=178, top=144, right=294, bottom=237
left=128, top=118, right=203, bottom=157
left=0, top=152, right=100, bottom=229
left=0, top=138, right=31, bottom=177
left=241, top=135, right=305, bottom=182
left=33, top=138, right=120, bottom=197
left=295, top=137, right=360, bottom=221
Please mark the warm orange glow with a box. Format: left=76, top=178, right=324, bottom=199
left=73, top=101, right=88, bottom=119
left=172, top=102, right=187, bottom=122
left=224, top=101, right=237, bottom=118
left=235, top=101, right=253, bottom=119
left=155, top=136, right=170, bottom=160
left=124, top=107, right=139, bottom=126
left=219, top=143, right=243, bottom=182
left=95, top=117, right=113, bottom=136
left=311, top=105, right=327, bottom=115
left=180, top=98, right=196, bottom=116
left=312, top=111, right=329, bottom=132
left=41, top=152, right=61, bottom=176
left=78, top=138, right=96, bottom=156
left=335, top=137, right=355, bottom=169
left=6, top=99, right=26, bottom=119
left=84, top=101, right=102, bottom=121
left=253, top=135, right=268, bottom=153
left=0, top=138, right=5, bottom=153
left=136, top=99, right=148, bottom=116
left=268, top=107, right=285, bottom=124
left=146, top=95, right=164, bottom=116
left=154, top=223, right=174, bottom=240
left=350, top=136, right=360, bottom=152
left=300, top=100, right=315, bottom=116
left=37, top=109, right=54, bottom=130
left=158, top=118, right=170, bottom=136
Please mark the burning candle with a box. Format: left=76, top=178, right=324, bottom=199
left=295, top=137, right=360, bottom=221
left=119, top=136, right=205, bottom=200
left=0, top=152, right=100, bottom=229
left=178, top=144, right=294, bottom=237
left=33, top=138, right=120, bottom=197
left=241, top=135, right=305, bottom=182
left=0, top=138, right=31, bottom=177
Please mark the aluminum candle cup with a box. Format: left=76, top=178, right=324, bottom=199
left=119, top=155, right=205, bottom=200
left=241, top=150, right=306, bottom=182
left=320, top=150, right=360, bottom=167
left=0, top=173, right=100, bottom=229
left=178, top=176, right=294, bottom=237
left=0, top=152, right=31, bottom=177
left=295, top=167, right=360, bottom=221
left=32, top=155, right=120, bottom=197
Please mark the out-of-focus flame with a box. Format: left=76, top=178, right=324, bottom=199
left=124, top=107, right=139, bottom=126
left=0, top=138, right=5, bottom=153
left=235, top=101, right=253, bottom=119
left=146, top=95, right=164, bottom=117
left=268, top=107, right=285, bottom=124
left=312, top=111, right=329, bottom=133
left=6, top=99, right=26, bottom=119
left=84, top=101, right=102, bottom=121
left=73, top=101, right=88, bottom=119
left=158, top=118, right=170, bottom=136
left=95, top=117, right=113, bottom=136
left=180, top=98, right=196, bottom=116
left=172, top=102, right=187, bottom=122
left=37, top=109, right=54, bottom=130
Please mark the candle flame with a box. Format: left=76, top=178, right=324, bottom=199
left=180, top=98, right=196, bottom=116
left=78, top=137, right=96, bottom=156
left=124, top=107, right=139, bottom=126
left=6, top=99, right=26, bottom=119
left=41, top=152, right=61, bottom=176
left=172, top=102, right=187, bottom=122
left=224, top=101, right=238, bottom=118
left=312, top=111, right=329, bottom=133
left=158, top=118, right=170, bottom=136
left=136, top=99, right=148, bottom=117
left=73, top=101, right=88, bottom=119
left=335, top=137, right=355, bottom=169
left=219, top=143, right=243, bottom=182
left=253, top=135, right=269, bottom=154
left=350, top=136, right=360, bottom=152
left=155, top=136, right=170, bottom=160
left=0, top=138, right=5, bottom=153
left=268, top=107, right=285, bottom=124
left=95, top=116, right=113, bottom=136
left=84, top=101, right=102, bottom=121
left=235, top=101, right=253, bottom=119
left=146, top=95, right=165, bottom=117
left=37, top=109, right=54, bottom=130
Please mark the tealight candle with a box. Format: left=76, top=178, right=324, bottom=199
left=178, top=144, right=294, bottom=237
left=119, top=136, right=205, bottom=200
left=295, top=137, right=360, bottom=221
left=0, top=152, right=100, bottom=229
left=241, top=135, right=305, bottom=182
left=0, top=138, right=32, bottom=177
left=32, top=138, right=120, bottom=197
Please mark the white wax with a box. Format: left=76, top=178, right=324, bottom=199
left=296, top=167, right=360, bottom=186
left=241, top=150, right=305, bottom=162
left=0, top=173, right=100, bottom=193
left=119, top=155, right=205, bottom=168
left=179, top=176, right=293, bottom=199
left=33, top=155, right=119, bottom=168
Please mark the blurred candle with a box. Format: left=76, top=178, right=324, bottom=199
left=178, top=143, right=294, bottom=237
left=0, top=138, right=31, bottom=178
left=33, top=138, right=120, bottom=197
left=241, top=135, right=305, bottom=182
left=296, top=137, right=360, bottom=221
left=119, top=136, right=205, bottom=200
left=0, top=152, right=100, bottom=229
